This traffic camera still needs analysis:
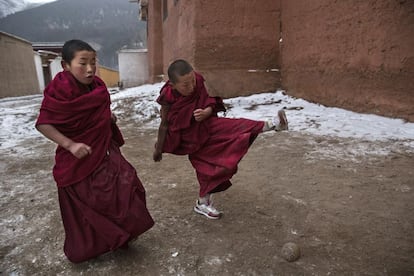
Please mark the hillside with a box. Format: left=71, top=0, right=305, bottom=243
left=0, top=0, right=53, bottom=18
left=0, top=0, right=146, bottom=69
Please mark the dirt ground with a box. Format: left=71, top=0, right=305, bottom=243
left=1, top=120, right=413, bottom=275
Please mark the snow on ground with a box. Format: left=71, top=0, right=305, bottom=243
left=0, top=83, right=413, bottom=159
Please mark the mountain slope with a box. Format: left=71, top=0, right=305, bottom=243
left=0, top=0, right=146, bottom=69
left=0, top=0, right=51, bottom=18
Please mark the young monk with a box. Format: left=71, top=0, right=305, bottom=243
left=35, top=39, right=154, bottom=263
left=153, top=59, right=288, bottom=219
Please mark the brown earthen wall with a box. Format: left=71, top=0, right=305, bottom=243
left=160, top=0, right=281, bottom=98
left=0, top=32, right=40, bottom=97
left=162, top=0, right=196, bottom=76
left=147, top=0, right=164, bottom=83
left=281, top=0, right=414, bottom=121
left=193, top=0, right=281, bottom=97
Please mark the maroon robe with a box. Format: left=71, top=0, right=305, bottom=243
left=157, top=72, right=264, bottom=197
left=36, top=71, right=154, bottom=263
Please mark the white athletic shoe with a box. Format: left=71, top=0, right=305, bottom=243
left=194, top=200, right=222, bottom=219
left=272, top=109, right=289, bottom=131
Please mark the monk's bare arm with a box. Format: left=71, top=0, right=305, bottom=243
left=153, top=105, right=170, bottom=162
left=36, top=124, right=92, bottom=159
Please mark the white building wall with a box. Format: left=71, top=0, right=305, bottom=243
left=34, top=52, right=44, bottom=92
left=118, top=49, right=148, bottom=88
left=34, top=54, right=62, bottom=92
left=50, top=57, right=62, bottom=79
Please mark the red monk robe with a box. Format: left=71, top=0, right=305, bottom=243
left=157, top=72, right=264, bottom=197
left=36, top=71, right=154, bottom=263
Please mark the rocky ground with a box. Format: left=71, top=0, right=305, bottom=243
left=1, top=121, right=413, bottom=275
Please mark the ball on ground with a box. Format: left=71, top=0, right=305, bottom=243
left=281, top=242, right=301, bottom=262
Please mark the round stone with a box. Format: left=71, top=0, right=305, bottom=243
left=281, top=242, right=301, bottom=262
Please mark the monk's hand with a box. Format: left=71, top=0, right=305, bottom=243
left=68, top=142, right=92, bottom=159
left=153, top=150, right=162, bottom=162
left=193, top=107, right=213, bottom=122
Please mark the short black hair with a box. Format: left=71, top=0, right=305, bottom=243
left=167, top=59, right=193, bottom=83
left=62, top=39, right=95, bottom=63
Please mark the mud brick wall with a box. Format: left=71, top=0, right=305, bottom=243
left=162, top=0, right=282, bottom=98
left=0, top=32, right=40, bottom=97
left=193, top=0, right=281, bottom=98
left=280, top=0, right=414, bottom=121
left=162, top=0, right=197, bottom=74
left=146, top=0, right=164, bottom=83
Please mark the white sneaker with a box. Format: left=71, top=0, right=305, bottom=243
left=194, top=200, right=222, bottom=219
left=272, top=109, right=289, bottom=131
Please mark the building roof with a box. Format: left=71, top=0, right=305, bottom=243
left=32, top=42, right=64, bottom=54
left=0, top=31, right=32, bottom=45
